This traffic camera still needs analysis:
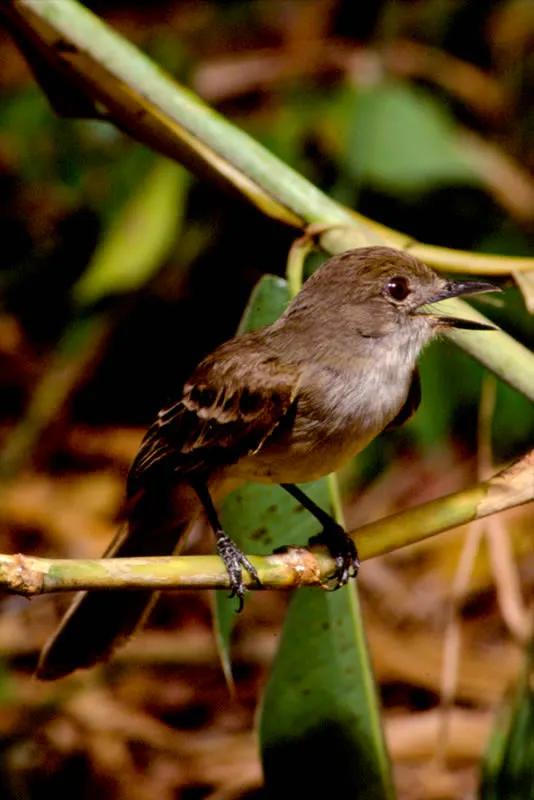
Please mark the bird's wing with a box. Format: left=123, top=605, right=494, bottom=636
left=385, top=367, right=421, bottom=430
left=127, top=341, right=301, bottom=496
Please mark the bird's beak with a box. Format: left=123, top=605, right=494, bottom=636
left=428, top=279, right=499, bottom=304
left=420, top=279, right=501, bottom=331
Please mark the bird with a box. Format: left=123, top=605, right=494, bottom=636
left=36, top=245, right=498, bottom=679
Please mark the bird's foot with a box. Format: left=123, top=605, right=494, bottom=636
left=216, top=530, right=261, bottom=612
left=309, top=523, right=360, bottom=590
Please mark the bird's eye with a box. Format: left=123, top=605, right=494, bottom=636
left=386, top=276, right=410, bottom=301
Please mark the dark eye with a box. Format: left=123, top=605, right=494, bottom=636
left=190, top=385, right=216, bottom=408
left=386, top=276, right=410, bottom=301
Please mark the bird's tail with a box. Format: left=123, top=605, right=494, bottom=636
left=36, top=483, right=202, bottom=680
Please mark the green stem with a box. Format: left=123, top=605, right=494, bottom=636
left=5, top=0, right=534, bottom=402
left=1, top=449, right=531, bottom=595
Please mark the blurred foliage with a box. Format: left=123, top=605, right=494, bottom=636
left=0, top=1, right=534, bottom=798
left=338, top=81, right=479, bottom=193
left=480, top=649, right=534, bottom=800
left=72, top=159, right=188, bottom=306
left=1, top=1, right=534, bottom=466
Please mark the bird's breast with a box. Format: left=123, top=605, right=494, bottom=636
left=229, top=359, right=412, bottom=484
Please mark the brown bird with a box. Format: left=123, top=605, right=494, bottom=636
left=37, top=246, right=498, bottom=679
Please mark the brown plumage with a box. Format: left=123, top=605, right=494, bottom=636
left=37, top=246, right=497, bottom=679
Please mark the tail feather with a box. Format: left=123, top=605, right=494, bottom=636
left=36, top=486, right=201, bottom=680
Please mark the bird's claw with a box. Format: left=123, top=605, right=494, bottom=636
left=216, top=530, right=261, bottom=612
left=309, top=523, right=360, bottom=590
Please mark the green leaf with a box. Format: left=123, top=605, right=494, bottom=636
left=480, top=652, right=534, bottom=800
left=343, top=81, right=478, bottom=194
left=236, top=274, right=290, bottom=334
left=72, top=157, right=188, bottom=306
left=260, top=586, right=395, bottom=800
left=214, top=475, right=332, bottom=681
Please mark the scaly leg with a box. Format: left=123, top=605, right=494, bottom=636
left=192, top=478, right=261, bottom=610
left=281, top=483, right=360, bottom=588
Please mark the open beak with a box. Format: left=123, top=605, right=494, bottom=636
left=421, top=279, right=501, bottom=331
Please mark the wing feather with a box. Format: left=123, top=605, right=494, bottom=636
left=127, top=336, right=300, bottom=497
left=385, top=367, right=421, bottom=430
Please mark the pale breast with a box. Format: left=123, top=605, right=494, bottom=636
left=229, top=359, right=412, bottom=484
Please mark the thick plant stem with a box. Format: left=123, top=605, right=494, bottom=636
left=1, top=450, right=532, bottom=596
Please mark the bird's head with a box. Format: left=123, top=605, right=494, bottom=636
left=286, top=246, right=498, bottom=346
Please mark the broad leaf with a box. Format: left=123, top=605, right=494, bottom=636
left=260, top=584, right=395, bottom=799
left=343, top=81, right=478, bottom=194
left=73, top=158, right=188, bottom=306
